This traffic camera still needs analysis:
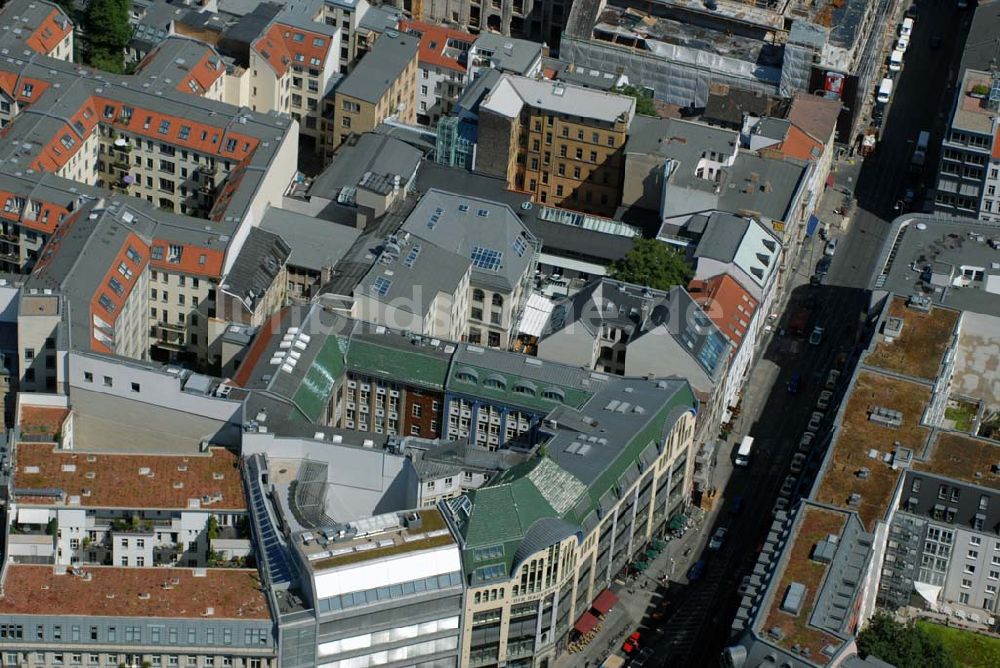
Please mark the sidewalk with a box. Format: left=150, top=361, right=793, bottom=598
left=555, top=511, right=709, bottom=668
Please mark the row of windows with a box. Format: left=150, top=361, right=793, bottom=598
left=21, top=623, right=267, bottom=646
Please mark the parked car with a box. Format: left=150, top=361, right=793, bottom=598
left=815, top=256, right=832, bottom=276
left=798, top=432, right=815, bottom=452
left=825, top=369, right=841, bottom=390
left=708, top=527, right=728, bottom=551
left=817, top=390, right=834, bottom=410
left=688, top=559, right=707, bottom=582
left=824, top=238, right=839, bottom=256
left=779, top=475, right=797, bottom=498
left=807, top=411, right=824, bottom=433
left=773, top=497, right=789, bottom=515
left=787, top=371, right=802, bottom=395
left=809, top=326, right=825, bottom=346
left=790, top=453, right=807, bottom=473
left=737, top=575, right=754, bottom=597
left=897, top=35, right=909, bottom=53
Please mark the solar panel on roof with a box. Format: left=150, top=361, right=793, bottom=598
left=471, top=246, right=503, bottom=271
left=372, top=276, right=392, bottom=297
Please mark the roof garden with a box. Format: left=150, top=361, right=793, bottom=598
left=761, top=505, right=848, bottom=664
left=917, top=432, right=1000, bottom=491
left=14, top=444, right=246, bottom=511
left=814, top=370, right=933, bottom=530
left=18, top=405, right=70, bottom=441
left=866, top=298, right=960, bottom=381
left=0, top=565, right=269, bottom=619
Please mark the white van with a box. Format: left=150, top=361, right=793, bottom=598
left=901, top=17, right=914, bottom=37
left=889, top=49, right=904, bottom=72
left=877, top=78, right=893, bottom=104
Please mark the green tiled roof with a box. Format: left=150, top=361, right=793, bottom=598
left=292, top=335, right=348, bottom=421
left=446, top=364, right=594, bottom=412
left=462, top=458, right=585, bottom=549
left=346, top=339, right=451, bottom=389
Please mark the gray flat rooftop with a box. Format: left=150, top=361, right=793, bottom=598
left=871, top=215, right=1000, bottom=318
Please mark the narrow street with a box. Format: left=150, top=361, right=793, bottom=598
left=617, top=2, right=974, bottom=666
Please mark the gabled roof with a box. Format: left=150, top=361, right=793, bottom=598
left=787, top=92, right=840, bottom=144
left=689, top=273, right=758, bottom=347
left=398, top=19, right=474, bottom=73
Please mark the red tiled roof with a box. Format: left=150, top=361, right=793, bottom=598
left=29, top=94, right=261, bottom=173
left=993, top=128, right=1000, bottom=160
left=0, top=188, right=70, bottom=234
left=89, top=231, right=149, bottom=349
left=177, top=49, right=226, bottom=96
left=24, top=9, right=72, bottom=55
left=252, top=22, right=332, bottom=78
left=14, top=443, right=246, bottom=511
left=398, top=20, right=473, bottom=74
left=689, top=273, right=757, bottom=347
left=0, top=565, right=270, bottom=620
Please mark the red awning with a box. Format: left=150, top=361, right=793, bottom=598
left=574, top=611, right=600, bottom=635
left=826, top=173, right=836, bottom=188
left=591, top=588, right=620, bottom=615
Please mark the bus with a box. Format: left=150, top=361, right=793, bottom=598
left=735, top=436, right=755, bottom=467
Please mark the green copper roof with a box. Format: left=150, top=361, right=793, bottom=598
left=446, top=363, right=594, bottom=411
left=292, top=334, right=347, bottom=421
left=346, top=339, right=451, bottom=389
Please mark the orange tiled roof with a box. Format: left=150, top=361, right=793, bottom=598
left=0, top=188, right=70, bottom=235
left=88, top=231, right=149, bottom=350
left=0, top=565, right=270, bottom=620
left=775, top=124, right=823, bottom=162
left=14, top=443, right=246, bottom=511
left=399, top=20, right=473, bottom=74
left=689, top=273, right=757, bottom=346
left=176, top=50, right=226, bottom=96
left=24, top=9, right=72, bottom=55
left=252, top=22, right=332, bottom=78
left=29, top=94, right=261, bottom=173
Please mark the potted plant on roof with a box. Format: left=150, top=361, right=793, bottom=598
left=971, top=83, right=990, bottom=99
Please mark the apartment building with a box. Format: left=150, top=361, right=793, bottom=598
left=0, top=0, right=73, bottom=64
left=932, top=3, right=1000, bottom=222
left=0, top=565, right=276, bottom=668
left=246, top=17, right=339, bottom=147
left=398, top=20, right=474, bottom=127
left=0, top=360, right=271, bottom=668
left=327, top=31, right=419, bottom=156
left=353, top=230, right=472, bottom=343
left=537, top=278, right=732, bottom=435
left=476, top=75, right=635, bottom=216
left=399, top=190, right=538, bottom=349
left=728, top=214, right=1000, bottom=664
left=934, top=68, right=1000, bottom=221
left=406, top=0, right=567, bottom=47
left=441, top=377, right=698, bottom=666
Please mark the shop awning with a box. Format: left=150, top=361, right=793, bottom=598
left=668, top=514, right=687, bottom=531
left=826, top=173, right=835, bottom=188
left=574, top=611, right=600, bottom=635
left=592, top=589, right=619, bottom=615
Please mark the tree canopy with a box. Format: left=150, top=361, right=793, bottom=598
left=84, top=0, right=132, bottom=74
left=613, top=85, right=658, bottom=117
left=608, top=238, right=693, bottom=291
left=857, top=612, right=955, bottom=668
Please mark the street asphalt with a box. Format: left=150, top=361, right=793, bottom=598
left=611, top=2, right=976, bottom=666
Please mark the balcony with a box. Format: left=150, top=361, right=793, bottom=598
left=197, top=163, right=219, bottom=176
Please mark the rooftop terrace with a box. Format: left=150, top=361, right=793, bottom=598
left=953, top=70, right=999, bottom=136
left=866, top=298, right=960, bottom=381
left=761, top=505, right=848, bottom=664
left=0, top=565, right=269, bottom=619
left=302, top=508, right=454, bottom=571
left=814, top=370, right=933, bottom=530
left=918, top=432, right=1000, bottom=491
left=14, top=444, right=245, bottom=511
